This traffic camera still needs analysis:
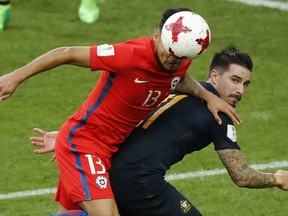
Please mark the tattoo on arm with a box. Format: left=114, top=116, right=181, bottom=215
left=217, top=149, right=277, bottom=188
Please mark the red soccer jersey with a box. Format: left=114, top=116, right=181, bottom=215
left=58, top=36, right=191, bottom=160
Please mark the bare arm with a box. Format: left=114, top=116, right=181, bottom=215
left=217, top=149, right=288, bottom=190
left=0, top=46, right=90, bottom=101
left=176, top=73, right=242, bottom=125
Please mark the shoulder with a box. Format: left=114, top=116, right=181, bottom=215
left=115, top=37, right=152, bottom=52
left=112, top=37, right=154, bottom=61
left=209, top=113, right=240, bottom=150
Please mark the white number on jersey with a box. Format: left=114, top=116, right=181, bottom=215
left=142, top=90, right=162, bottom=107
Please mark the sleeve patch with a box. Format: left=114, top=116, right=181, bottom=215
left=97, top=44, right=115, bottom=56
left=227, top=124, right=237, bottom=142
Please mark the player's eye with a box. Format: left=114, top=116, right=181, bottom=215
left=231, top=78, right=239, bottom=84
left=244, top=82, right=250, bottom=88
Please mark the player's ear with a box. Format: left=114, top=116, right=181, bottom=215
left=210, top=69, right=219, bottom=85
left=153, top=28, right=160, bottom=41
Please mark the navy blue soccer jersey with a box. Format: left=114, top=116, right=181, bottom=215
left=109, top=82, right=240, bottom=215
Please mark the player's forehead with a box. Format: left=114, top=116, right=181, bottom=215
left=224, top=64, right=251, bottom=80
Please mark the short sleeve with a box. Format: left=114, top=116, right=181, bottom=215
left=210, top=113, right=241, bottom=151
left=89, top=43, right=138, bottom=73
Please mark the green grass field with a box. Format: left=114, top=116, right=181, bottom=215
left=0, top=0, right=288, bottom=215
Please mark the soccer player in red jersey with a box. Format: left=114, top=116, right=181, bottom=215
left=0, top=8, right=241, bottom=216
left=31, top=45, right=288, bottom=216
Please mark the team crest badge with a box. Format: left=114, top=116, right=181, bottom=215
left=170, top=76, right=181, bottom=90
left=96, top=176, right=108, bottom=189
left=180, top=200, right=191, bottom=213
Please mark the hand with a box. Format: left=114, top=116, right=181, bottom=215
left=275, top=170, right=288, bottom=190
left=206, top=93, right=242, bottom=125
left=0, top=73, right=21, bottom=101
left=30, top=128, right=58, bottom=161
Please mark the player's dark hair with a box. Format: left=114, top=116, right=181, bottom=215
left=209, top=45, right=253, bottom=76
left=159, top=8, right=192, bottom=32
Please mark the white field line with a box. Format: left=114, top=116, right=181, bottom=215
left=1, top=160, right=288, bottom=200
left=0, top=188, right=57, bottom=200
left=229, top=0, right=288, bottom=11
left=166, top=160, right=288, bottom=181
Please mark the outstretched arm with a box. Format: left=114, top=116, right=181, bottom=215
left=0, top=46, right=90, bottom=101
left=217, top=149, right=288, bottom=190
left=175, top=72, right=242, bottom=125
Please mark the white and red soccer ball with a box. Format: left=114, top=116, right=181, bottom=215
left=161, top=11, right=211, bottom=60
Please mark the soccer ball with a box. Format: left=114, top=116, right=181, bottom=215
left=161, top=11, right=211, bottom=60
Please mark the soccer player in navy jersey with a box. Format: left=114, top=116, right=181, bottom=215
left=108, top=45, right=288, bottom=215
left=30, top=45, right=288, bottom=216
left=1, top=8, right=243, bottom=216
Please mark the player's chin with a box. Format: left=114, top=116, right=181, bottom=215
left=226, top=98, right=236, bottom=108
